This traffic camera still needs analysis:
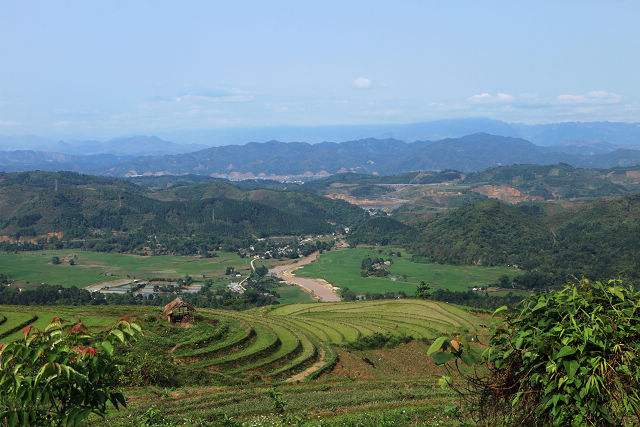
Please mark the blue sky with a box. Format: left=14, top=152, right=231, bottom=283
left=1, top=0, right=639, bottom=138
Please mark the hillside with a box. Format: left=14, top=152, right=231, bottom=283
left=82, top=134, right=640, bottom=176
left=413, top=200, right=553, bottom=270
left=463, top=163, right=638, bottom=199
left=0, top=171, right=365, bottom=253
left=0, top=300, right=483, bottom=425
left=402, top=195, right=640, bottom=281
left=3, top=133, right=640, bottom=178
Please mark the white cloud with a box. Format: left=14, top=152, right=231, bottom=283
left=557, top=90, right=622, bottom=105
left=468, top=92, right=515, bottom=104
left=557, top=94, right=588, bottom=104
left=352, top=76, right=373, bottom=89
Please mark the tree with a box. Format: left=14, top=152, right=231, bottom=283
left=0, top=317, right=141, bottom=426
left=415, top=281, right=432, bottom=299
left=428, top=279, right=640, bottom=425
left=254, top=265, right=268, bottom=278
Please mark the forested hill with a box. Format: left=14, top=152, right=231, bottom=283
left=83, top=134, right=640, bottom=176
left=463, top=163, right=640, bottom=199
left=403, top=197, right=640, bottom=281
left=0, top=171, right=365, bottom=253
left=2, top=133, right=640, bottom=177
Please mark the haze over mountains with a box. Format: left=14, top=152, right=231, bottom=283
left=0, top=135, right=205, bottom=156
left=156, top=118, right=640, bottom=147
left=1, top=119, right=640, bottom=179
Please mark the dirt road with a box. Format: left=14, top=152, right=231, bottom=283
left=269, top=252, right=340, bottom=302
left=84, top=278, right=132, bottom=292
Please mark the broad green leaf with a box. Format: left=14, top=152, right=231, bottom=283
left=492, top=305, right=508, bottom=316
left=427, top=336, right=447, bottom=355
left=607, top=286, right=625, bottom=301
left=101, top=340, right=114, bottom=356
left=554, top=346, right=576, bottom=360
left=432, top=351, right=455, bottom=365
left=110, top=329, right=125, bottom=343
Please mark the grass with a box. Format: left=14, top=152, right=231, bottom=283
left=0, top=249, right=258, bottom=288
left=0, top=305, right=132, bottom=341
left=274, top=283, right=316, bottom=305
left=296, top=247, right=519, bottom=294
left=1, top=301, right=482, bottom=425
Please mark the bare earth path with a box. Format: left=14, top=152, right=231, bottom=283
left=285, top=348, right=326, bottom=382
left=269, top=252, right=341, bottom=302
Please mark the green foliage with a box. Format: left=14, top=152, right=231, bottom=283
left=464, top=163, right=633, bottom=199
left=0, top=171, right=365, bottom=255
left=429, top=279, right=640, bottom=425
left=415, top=281, right=432, bottom=299
left=0, top=317, right=141, bottom=426
left=414, top=199, right=553, bottom=269
left=411, top=195, right=640, bottom=282
left=347, top=216, right=417, bottom=246
left=297, top=247, right=517, bottom=294
left=345, top=332, right=412, bottom=350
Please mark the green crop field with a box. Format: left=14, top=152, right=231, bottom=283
left=297, top=247, right=519, bottom=294
left=0, top=305, right=127, bottom=341
left=1, top=299, right=484, bottom=425
left=274, top=283, right=316, bottom=305
left=0, top=250, right=259, bottom=288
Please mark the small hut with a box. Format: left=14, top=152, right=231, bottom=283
left=162, top=297, right=195, bottom=324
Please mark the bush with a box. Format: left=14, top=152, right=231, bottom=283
left=346, top=332, right=412, bottom=350
left=0, top=318, right=141, bottom=426
left=428, top=279, right=640, bottom=425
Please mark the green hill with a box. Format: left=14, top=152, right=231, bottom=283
left=406, top=195, right=640, bottom=281
left=463, top=163, right=639, bottom=199
left=0, top=171, right=365, bottom=254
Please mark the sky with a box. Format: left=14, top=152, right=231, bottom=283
left=1, top=0, right=639, bottom=138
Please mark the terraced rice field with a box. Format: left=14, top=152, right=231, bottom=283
left=102, top=380, right=458, bottom=426
left=0, top=305, right=126, bottom=341
left=2, top=300, right=482, bottom=425
left=1, top=299, right=483, bottom=385
left=166, top=299, right=484, bottom=383
left=1, top=300, right=482, bottom=382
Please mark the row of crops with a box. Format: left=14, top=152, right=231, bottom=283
left=0, top=306, right=129, bottom=341
left=2, top=300, right=482, bottom=425
left=168, top=299, right=483, bottom=382
left=102, top=379, right=456, bottom=426
left=1, top=300, right=483, bottom=383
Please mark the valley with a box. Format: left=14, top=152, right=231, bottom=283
left=1, top=148, right=640, bottom=427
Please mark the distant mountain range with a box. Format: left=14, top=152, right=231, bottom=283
left=157, top=118, right=640, bottom=147
left=1, top=133, right=640, bottom=178
left=0, top=135, right=205, bottom=156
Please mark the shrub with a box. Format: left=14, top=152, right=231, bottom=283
left=428, top=279, right=640, bottom=425
left=346, top=332, right=412, bottom=350
left=0, top=318, right=141, bottom=426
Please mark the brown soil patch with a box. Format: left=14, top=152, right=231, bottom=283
left=325, top=192, right=407, bottom=208
left=329, top=341, right=442, bottom=381
left=472, top=185, right=542, bottom=204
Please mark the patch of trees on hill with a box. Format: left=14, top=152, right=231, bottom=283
left=414, top=197, right=640, bottom=281
left=347, top=216, right=417, bottom=246
left=351, top=195, right=640, bottom=283
left=0, top=171, right=366, bottom=254
left=463, top=163, right=637, bottom=199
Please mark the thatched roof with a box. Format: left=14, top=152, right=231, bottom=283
left=162, top=297, right=195, bottom=316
